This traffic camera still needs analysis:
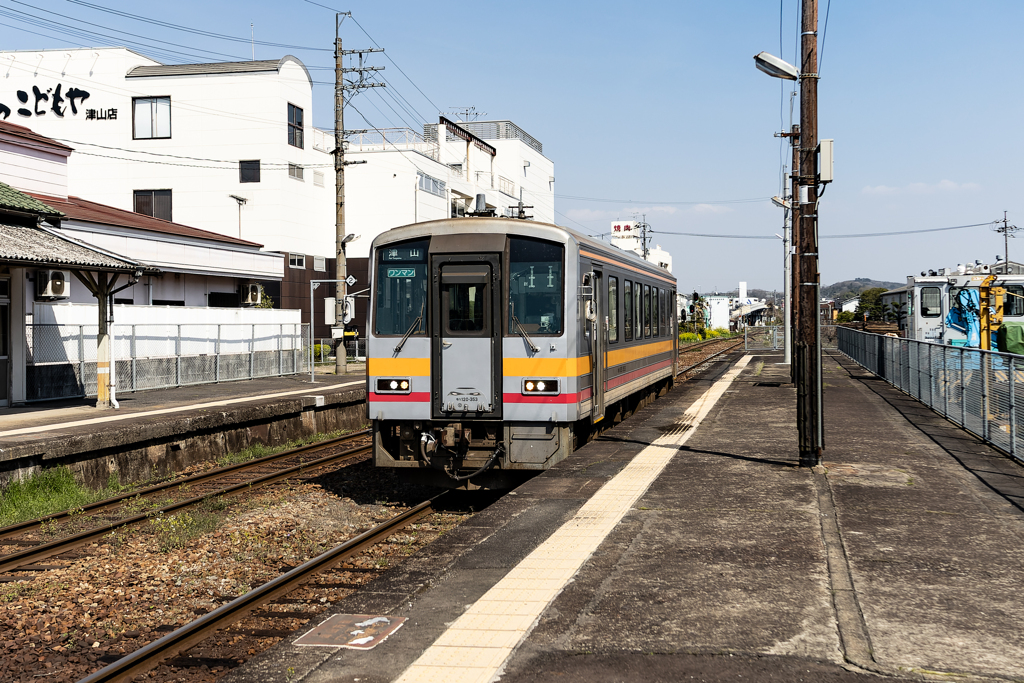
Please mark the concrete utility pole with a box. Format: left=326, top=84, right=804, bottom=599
left=796, top=0, right=823, bottom=466
left=333, top=13, right=381, bottom=375
left=995, top=211, right=1019, bottom=274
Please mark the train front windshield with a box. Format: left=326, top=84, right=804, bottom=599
left=508, top=237, right=564, bottom=335
left=374, top=240, right=429, bottom=335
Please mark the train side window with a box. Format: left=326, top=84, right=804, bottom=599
left=658, top=289, right=666, bottom=336
left=634, top=282, right=642, bottom=340
left=643, top=285, right=651, bottom=338
left=624, top=280, right=633, bottom=341
left=920, top=287, right=941, bottom=318
left=652, top=287, right=659, bottom=337
left=608, top=277, right=619, bottom=343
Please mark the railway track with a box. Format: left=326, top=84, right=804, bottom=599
left=677, top=338, right=744, bottom=377
left=78, top=493, right=448, bottom=683
left=0, top=431, right=372, bottom=576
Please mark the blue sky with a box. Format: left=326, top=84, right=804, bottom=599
left=3, top=1, right=1023, bottom=295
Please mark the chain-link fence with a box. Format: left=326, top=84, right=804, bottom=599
left=745, top=325, right=838, bottom=351
left=26, top=323, right=309, bottom=401
left=838, top=327, right=1024, bottom=463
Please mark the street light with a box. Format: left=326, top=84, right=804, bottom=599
left=753, top=52, right=799, bottom=81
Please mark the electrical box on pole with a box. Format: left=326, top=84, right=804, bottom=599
left=819, top=139, right=834, bottom=183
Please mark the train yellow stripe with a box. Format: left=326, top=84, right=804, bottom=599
left=504, top=356, right=591, bottom=377
left=368, top=357, right=431, bottom=376
left=606, top=340, right=674, bottom=366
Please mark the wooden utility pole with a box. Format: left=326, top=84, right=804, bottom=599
left=790, top=123, right=800, bottom=383
left=333, top=13, right=380, bottom=375
left=796, top=0, right=823, bottom=466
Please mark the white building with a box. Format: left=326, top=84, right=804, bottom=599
left=342, top=117, right=555, bottom=261
left=0, top=47, right=333, bottom=258
left=0, top=119, right=296, bottom=407
left=610, top=221, right=673, bottom=272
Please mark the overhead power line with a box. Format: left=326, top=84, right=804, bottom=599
left=66, top=0, right=331, bottom=52
left=557, top=194, right=771, bottom=205
left=651, top=221, right=999, bottom=241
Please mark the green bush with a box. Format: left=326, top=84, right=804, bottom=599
left=312, top=344, right=331, bottom=361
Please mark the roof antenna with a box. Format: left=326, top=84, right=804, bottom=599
left=251, top=23, right=255, bottom=61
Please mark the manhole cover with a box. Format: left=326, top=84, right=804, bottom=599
left=294, top=613, right=407, bottom=649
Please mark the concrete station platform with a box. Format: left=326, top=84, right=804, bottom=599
left=225, top=349, right=1024, bottom=683
left=0, top=367, right=367, bottom=485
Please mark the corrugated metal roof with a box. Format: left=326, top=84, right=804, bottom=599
left=125, top=56, right=310, bottom=85
left=0, top=121, right=74, bottom=153
left=27, top=193, right=263, bottom=248
left=0, top=181, right=63, bottom=217
left=0, top=223, right=142, bottom=272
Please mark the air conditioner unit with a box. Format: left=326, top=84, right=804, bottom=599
left=241, top=283, right=262, bottom=305
left=36, top=270, right=71, bottom=299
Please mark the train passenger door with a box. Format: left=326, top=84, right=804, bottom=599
left=432, top=256, right=501, bottom=417
left=585, top=269, right=605, bottom=421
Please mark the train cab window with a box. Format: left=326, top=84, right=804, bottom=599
left=374, top=239, right=429, bottom=336
left=624, top=280, right=633, bottom=341
left=920, top=287, right=942, bottom=318
left=442, top=265, right=489, bottom=335
left=1006, top=285, right=1024, bottom=317
left=508, top=237, right=564, bottom=335
left=608, top=277, right=619, bottom=343
left=652, top=287, right=659, bottom=337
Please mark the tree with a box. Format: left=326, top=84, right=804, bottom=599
left=854, top=287, right=888, bottom=321
left=836, top=310, right=856, bottom=324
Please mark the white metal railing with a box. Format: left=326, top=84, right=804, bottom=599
left=25, top=323, right=309, bottom=402
left=346, top=128, right=440, bottom=161
left=498, top=175, right=516, bottom=197
left=838, top=327, right=1024, bottom=463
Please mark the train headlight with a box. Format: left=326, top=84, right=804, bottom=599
left=522, top=378, right=558, bottom=396
left=376, top=377, right=412, bottom=394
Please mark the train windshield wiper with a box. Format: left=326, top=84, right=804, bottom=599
left=512, top=314, right=539, bottom=353
left=394, top=300, right=424, bottom=354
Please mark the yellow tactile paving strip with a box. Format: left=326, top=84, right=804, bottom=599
left=394, top=355, right=753, bottom=683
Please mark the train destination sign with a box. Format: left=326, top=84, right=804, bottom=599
left=387, top=268, right=416, bottom=278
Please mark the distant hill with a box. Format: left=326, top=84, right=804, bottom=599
left=709, top=279, right=901, bottom=302
left=821, top=278, right=903, bottom=301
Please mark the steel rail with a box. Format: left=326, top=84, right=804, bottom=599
left=0, top=444, right=372, bottom=574
left=677, top=340, right=744, bottom=377
left=0, top=429, right=370, bottom=541
left=78, top=495, right=442, bottom=683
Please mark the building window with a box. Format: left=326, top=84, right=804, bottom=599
left=313, top=170, right=325, bottom=187
left=608, top=277, right=618, bottom=343
left=133, top=96, right=171, bottom=139
left=288, top=103, right=304, bottom=148
left=288, top=163, right=304, bottom=181
left=134, top=190, right=172, bottom=221
left=289, top=253, right=305, bottom=269
left=239, top=160, right=260, bottom=183
left=418, top=171, right=446, bottom=198
left=920, top=286, right=941, bottom=318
